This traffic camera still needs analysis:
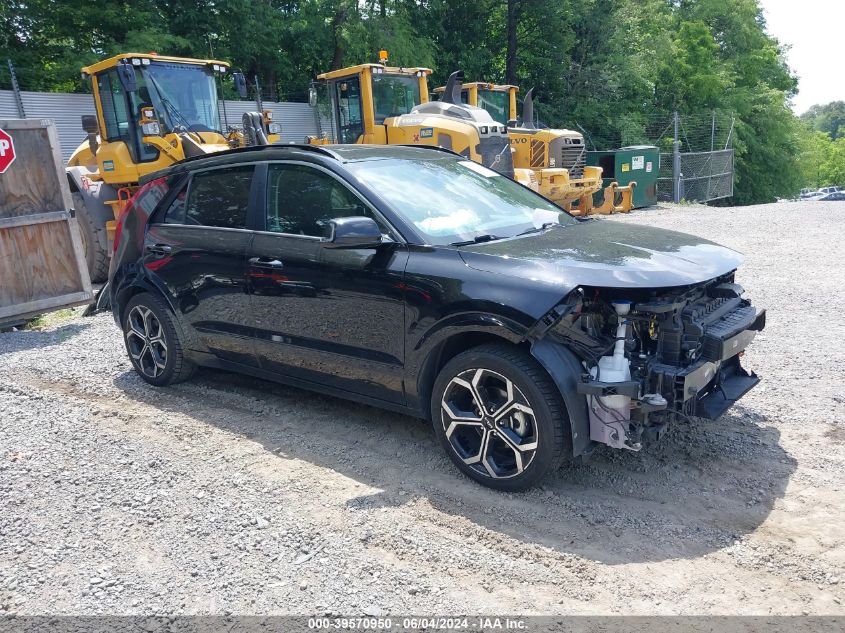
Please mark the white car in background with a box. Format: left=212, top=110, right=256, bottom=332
left=801, top=186, right=842, bottom=200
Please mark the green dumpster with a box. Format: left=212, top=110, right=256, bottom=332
left=586, top=145, right=659, bottom=208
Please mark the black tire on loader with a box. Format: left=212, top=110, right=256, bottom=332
left=72, top=192, right=110, bottom=283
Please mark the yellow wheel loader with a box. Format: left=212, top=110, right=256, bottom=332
left=67, top=53, right=279, bottom=282
left=434, top=81, right=633, bottom=214
left=307, top=55, right=514, bottom=177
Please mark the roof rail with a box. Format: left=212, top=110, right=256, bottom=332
left=140, top=143, right=342, bottom=184
left=394, top=144, right=462, bottom=158
left=177, top=142, right=342, bottom=166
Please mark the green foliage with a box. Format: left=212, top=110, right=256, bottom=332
left=797, top=129, right=845, bottom=189
left=801, top=102, right=845, bottom=140
left=0, top=0, right=826, bottom=203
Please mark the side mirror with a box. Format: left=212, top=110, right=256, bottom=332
left=116, top=61, right=137, bottom=93
left=233, top=72, right=248, bottom=99
left=81, top=115, right=99, bottom=134
left=138, top=105, right=162, bottom=136
left=322, top=217, right=384, bottom=249
left=308, top=86, right=318, bottom=108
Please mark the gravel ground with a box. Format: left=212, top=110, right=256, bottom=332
left=1, top=201, right=844, bottom=616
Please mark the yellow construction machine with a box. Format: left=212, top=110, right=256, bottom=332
left=307, top=54, right=514, bottom=176
left=434, top=81, right=634, bottom=214
left=67, top=53, right=280, bottom=281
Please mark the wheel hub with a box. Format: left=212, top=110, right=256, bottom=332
left=125, top=305, right=168, bottom=379
left=441, top=368, right=539, bottom=479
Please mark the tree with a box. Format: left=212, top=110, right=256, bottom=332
left=0, top=0, right=815, bottom=203
left=801, top=102, right=845, bottom=140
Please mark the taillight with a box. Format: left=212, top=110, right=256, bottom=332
left=114, top=177, right=169, bottom=254
left=113, top=211, right=124, bottom=254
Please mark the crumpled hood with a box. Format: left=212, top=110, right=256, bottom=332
left=457, top=219, right=743, bottom=289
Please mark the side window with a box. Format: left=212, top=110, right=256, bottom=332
left=96, top=71, right=130, bottom=141
left=335, top=77, right=364, bottom=144
left=266, top=164, right=375, bottom=237
left=126, top=71, right=159, bottom=162
left=184, top=166, right=254, bottom=228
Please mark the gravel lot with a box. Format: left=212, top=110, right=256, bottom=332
left=1, top=201, right=844, bottom=616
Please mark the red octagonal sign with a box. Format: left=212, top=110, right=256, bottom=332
left=0, top=127, right=16, bottom=174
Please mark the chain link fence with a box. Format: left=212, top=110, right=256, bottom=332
left=657, top=149, right=734, bottom=202
left=579, top=111, right=735, bottom=204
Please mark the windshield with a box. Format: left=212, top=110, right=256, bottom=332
left=372, top=74, right=420, bottom=123
left=140, top=63, right=221, bottom=133
left=477, top=89, right=510, bottom=124
left=347, top=158, right=575, bottom=246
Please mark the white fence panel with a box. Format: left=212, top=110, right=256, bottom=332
left=19, top=91, right=96, bottom=162
left=0, top=91, right=21, bottom=119
left=0, top=90, right=319, bottom=162
left=220, top=100, right=320, bottom=143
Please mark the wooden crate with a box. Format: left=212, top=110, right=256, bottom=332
left=0, top=119, right=93, bottom=325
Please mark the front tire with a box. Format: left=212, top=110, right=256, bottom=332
left=73, top=192, right=110, bottom=283
left=122, top=293, right=195, bottom=386
left=431, top=343, right=571, bottom=492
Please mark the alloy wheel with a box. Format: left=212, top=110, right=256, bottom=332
left=125, top=305, right=168, bottom=379
left=441, top=368, right=539, bottom=479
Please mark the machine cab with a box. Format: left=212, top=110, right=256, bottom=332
left=312, top=62, right=432, bottom=144
left=434, top=82, right=519, bottom=126
left=76, top=53, right=240, bottom=182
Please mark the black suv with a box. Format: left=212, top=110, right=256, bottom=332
left=110, top=144, right=765, bottom=491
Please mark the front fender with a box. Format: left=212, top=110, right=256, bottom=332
left=530, top=339, right=592, bottom=458
left=414, top=310, right=526, bottom=353
left=406, top=311, right=528, bottom=416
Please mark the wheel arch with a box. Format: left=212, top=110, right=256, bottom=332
left=115, top=284, right=151, bottom=325
left=529, top=338, right=592, bottom=458
left=114, top=278, right=204, bottom=360
left=412, top=313, right=531, bottom=419
left=415, top=328, right=592, bottom=460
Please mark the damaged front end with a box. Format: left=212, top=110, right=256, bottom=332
left=533, top=273, right=766, bottom=454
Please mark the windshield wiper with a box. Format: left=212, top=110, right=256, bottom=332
left=450, top=234, right=502, bottom=247
left=147, top=73, right=202, bottom=140
left=517, top=222, right=559, bottom=237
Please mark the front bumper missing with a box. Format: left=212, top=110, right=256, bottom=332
left=694, top=357, right=760, bottom=420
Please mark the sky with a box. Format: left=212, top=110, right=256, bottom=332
left=759, top=0, right=845, bottom=114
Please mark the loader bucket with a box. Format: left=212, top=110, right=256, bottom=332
left=592, top=182, right=620, bottom=215
left=586, top=181, right=638, bottom=215
left=616, top=181, right=637, bottom=213
left=565, top=191, right=595, bottom=216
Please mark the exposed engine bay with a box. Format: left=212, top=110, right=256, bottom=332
left=547, top=272, right=766, bottom=451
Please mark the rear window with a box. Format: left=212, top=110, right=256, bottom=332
left=184, top=166, right=254, bottom=228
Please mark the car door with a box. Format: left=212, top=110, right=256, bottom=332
left=246, top=161, right=409, bottom=403
left=143, top=164, right=259, bottom=367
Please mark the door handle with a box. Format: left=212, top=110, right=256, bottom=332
left=249, top=257, right=284, bottom=269
left=147, top=243, right=172, bottom=256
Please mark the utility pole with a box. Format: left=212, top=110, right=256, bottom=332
left=7, top=59, right=26, bottom=118
left=254, top=75, right=263, bottom=112
left=673, top=111, right=682, bottom=203
left=710, top=111, right=716, bottom=153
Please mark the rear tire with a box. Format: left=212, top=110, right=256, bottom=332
left=73, top=192, right=109, bottom=283
left=431, top=343, right=571, bottom=492
left=122, top=293, right=195, bottom=386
